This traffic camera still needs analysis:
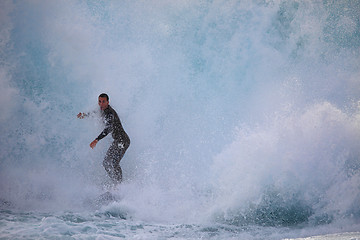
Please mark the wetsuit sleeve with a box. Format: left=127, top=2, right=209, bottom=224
left=96, top=113, right=114, bottom=141
left=82, top=110, right=97, bottom=118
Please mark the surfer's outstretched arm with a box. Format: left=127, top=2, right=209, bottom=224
left=77, top=111, right=96, bottom=119
left=77, top=112, right=91, bottom=119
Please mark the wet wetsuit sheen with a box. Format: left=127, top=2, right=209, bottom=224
left=96, top=105, right=130, bottom=183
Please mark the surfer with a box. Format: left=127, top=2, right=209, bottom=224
left=77, top=93, right=130, bottom=184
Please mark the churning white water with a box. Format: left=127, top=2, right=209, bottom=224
left=0, top=0, right=360, bottom=239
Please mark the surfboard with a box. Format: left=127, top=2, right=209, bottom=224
left=94, top=191, right=117, bottom=206
left=84, top=191, right=120, bottom=209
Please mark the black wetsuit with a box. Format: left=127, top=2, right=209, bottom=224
left=96, top=105, right=130, bottom=183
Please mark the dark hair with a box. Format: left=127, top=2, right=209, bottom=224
left=99, top=93, right=109, bottom=101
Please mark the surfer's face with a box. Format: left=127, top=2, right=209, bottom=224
left=98, top=97, right=109, bottom=111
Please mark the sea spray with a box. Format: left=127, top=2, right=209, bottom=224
left=0, top=0, right=359, bottom=238
left=210, top=102, right=360, bottom=226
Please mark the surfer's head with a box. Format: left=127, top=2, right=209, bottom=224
left=98, top=93, right=109, bottom=110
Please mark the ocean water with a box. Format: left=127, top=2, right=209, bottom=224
left=0, top=0, right=360, bottom=239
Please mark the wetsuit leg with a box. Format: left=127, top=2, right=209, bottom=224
left=103, top=141, right=129, bottom=184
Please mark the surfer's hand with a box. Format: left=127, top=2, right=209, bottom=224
left=90, top=139, right=98, bottom=149
left=77, top=112, right=84, bottom=119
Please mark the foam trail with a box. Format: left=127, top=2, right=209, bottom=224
left=0, top=0, right=359, bottom=233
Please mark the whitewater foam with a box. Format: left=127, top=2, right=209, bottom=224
left=0, top=0, right=359, bottom=239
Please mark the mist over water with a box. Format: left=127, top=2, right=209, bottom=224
left=0, top=0, right=360, bottom=235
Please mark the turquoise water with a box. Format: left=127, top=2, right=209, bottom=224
left=0, top=0, right=360, bottom=239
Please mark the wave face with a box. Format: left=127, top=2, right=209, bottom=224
left=1, top=0, right=360, bottom=229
